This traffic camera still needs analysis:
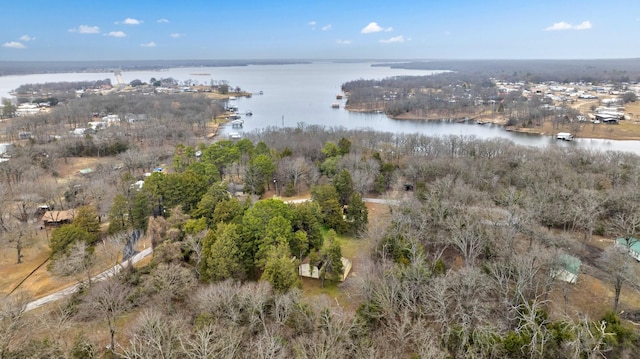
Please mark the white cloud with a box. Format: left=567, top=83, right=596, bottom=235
left=140, top=42, right=156, bottom=47
left=107, top=31, right=127, bottom=38
left=545, top=21, right=572, bottom=31
left=120, top=17, right=142, bottom=25
left=170, top=33, right=183, bottom=38
left=322, top=24, right=332, bottom=31
left=545, top=20, right=592, bottom=31
left=69, top=25, right=100, bottom=34
left=379, top=35, right=405, bottom=44
left=361, top=22, right=393, bottom=34
left=157, top=18, right=170, bottom=23
left=336, top=39, right=351, bottom=45
left=308, top=21, right=316, bottom=26
left=19, top=35, right=35, bottom=41
left=2, top=41, right=26, bottom=49
left=574, top=20, right=592, bottom=30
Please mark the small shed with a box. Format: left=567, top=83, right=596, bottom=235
left=551, top=254, right=581, bottom=284
left=78, top=168, right=93, bottom=176
left=299, top=257, right=352, bottom=281
left=615, top=238, right=640, bottom=262
left=42, top=209, right=76, bottom=227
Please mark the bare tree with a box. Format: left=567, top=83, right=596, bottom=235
left=193, top=280, right=246, bottom=325
left=0, top=222, right=36, bottom=264
left=0, top=184, right=11, bottom=232
left=120, top=309, right=184, bottom=359
left=292, top=308, right=354, bottom=359
left=599, top=245, right=634, bottom=312
left=184, top=230, right=207, bottom=279
left=565, top=316, right=613, bottom=359
left=35, top=300, right=77, bottom=356
left=11, top=192, right=39, bottom=224
left=0, top=293, right=29, bottom=358
left=337, top=153, right=380, bottom=194
left=179, top=323, right=243, bottom=359
left=277, top=156, right=317, bottom=195
left=83, top=276, right=131, bottom=351
left=486, top=246, right=553, bottom=328
left=50, top=240, right=94, bottom=285
left=146, top=262, right=196, bottom=310
left=447, top=212, right=486, bottom=267
left=251, top=330, right=289, bottom=359
left=571, top=189, right=604, bottom=243
left=272, top=289, right=301, bottom=327
left=513, top=295, right=551, bottom=358
left=608, top=201, right=640, bottom=249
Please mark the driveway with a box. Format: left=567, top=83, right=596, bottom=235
left=24, top=247, right=152, bottom=312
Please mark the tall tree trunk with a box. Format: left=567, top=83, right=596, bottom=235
left=614, top=278, right=622, bottom=312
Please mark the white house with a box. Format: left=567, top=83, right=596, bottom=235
left=15, top=103, right=41, bottom=117
left=102, top=114, right=121, bottom=123
left=87, top=121, right=107, bottom=130
left=69, top=127, right=87, bottom=136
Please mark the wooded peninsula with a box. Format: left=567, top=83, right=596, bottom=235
left=343, top=59, right=640, bottom=140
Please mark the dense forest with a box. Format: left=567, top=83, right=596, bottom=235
left=1, top=87, right=640, bottom=358
left=0, top=60, right=309, bottom=76
left=14, top=79, right=113, bottom=96
left=375, top=58, right=640, bottom=83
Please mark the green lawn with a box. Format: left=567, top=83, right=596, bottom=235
left=300, top=230, right=369, bottom=311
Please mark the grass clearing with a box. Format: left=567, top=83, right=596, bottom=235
left=300, top=202, right=387, bottom=312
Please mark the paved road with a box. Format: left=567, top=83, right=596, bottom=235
left=24, top=247, right=153, bottom=312
left=362, top=198, right=400, bottom=205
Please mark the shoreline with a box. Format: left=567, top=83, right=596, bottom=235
left=345, top=105, right=640, bottom=142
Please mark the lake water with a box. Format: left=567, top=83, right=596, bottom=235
left=2, top=62, right=640, bottom=154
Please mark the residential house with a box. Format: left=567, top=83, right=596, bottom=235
left=42, top=209, right=76, bottom=227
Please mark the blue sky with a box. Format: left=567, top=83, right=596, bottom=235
left=1, top=0, right=638, bottom=61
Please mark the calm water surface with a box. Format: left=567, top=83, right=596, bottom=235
left=2, top=62, right=640, bottom=154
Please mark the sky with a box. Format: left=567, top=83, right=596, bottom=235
left=1, top=0, right=638, bottom=61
